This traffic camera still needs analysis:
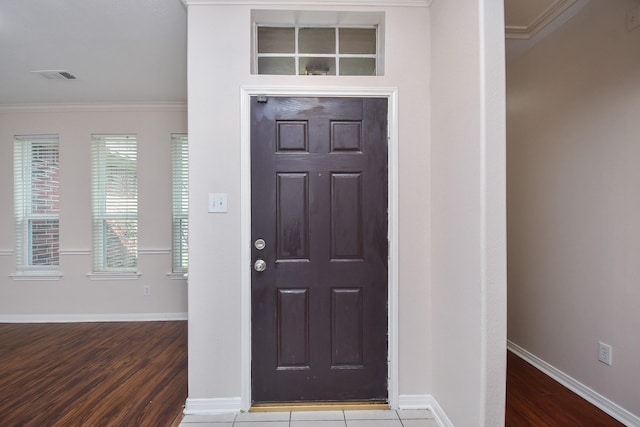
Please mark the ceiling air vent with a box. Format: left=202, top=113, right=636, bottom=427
left=32, top=70, right=77, bottom=80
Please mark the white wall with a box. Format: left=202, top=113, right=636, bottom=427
left=508, top=0, right=640, bottom=418
left=0, top=105, right=188, bottom=319
left=430, top=0, right=506, bottom=426
left=186, top=1, right=507, bottom=424
left=186, top=1, right=431, bottom=406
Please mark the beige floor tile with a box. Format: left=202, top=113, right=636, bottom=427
left=343, top=410, right=399, bottom=420
left=180, top=413, right=237, bottom=423
left=346, top=420, right=403, bottom=427
left=236, top=411, right=291, bottom=422
left=234, top=422, right=289, bottom=427
left=397, top=409, right=435, bottom=419
left=401, top=419, right=439, bottom=427
left=290, top=421, right=348, bottom=427
left=290, top=411, right=345, bottom=421
left=179, top=423, right=234, bottom=427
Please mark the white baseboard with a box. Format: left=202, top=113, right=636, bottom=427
left=184, top=397, right=242, bottom=414
left=0, top=312, right=188, bottom=323
left=508, top=340, right=640, bottom=426
left=398, top=394, right=432, bottom=409
left=398, top=394, right=453, bottom=427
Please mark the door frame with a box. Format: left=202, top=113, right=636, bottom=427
left=239, top=86, right=399, bottom=411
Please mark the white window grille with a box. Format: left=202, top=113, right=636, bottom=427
left=171, top=134, right=188, bottom=274
left=91, top=135, right=138, bottom=273
left=255, top=26, right=378, bottom=76
left=14, top=135, right=60, bottom=272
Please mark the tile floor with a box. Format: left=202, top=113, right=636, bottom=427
left=179, top=409, right=438, bottom=427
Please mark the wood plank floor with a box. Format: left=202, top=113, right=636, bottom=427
left=506, top=350, right=624, bottom=426
left=0, top=321, right=187, bottom=427
left=0, top=322, right=627, bottom=426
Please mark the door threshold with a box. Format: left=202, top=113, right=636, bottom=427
left=250, top=401, right=389, bottom=412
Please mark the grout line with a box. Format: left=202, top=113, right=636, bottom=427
left=180, top=409, right=437, bottom=426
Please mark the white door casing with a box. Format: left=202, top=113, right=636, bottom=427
left=239, top=86, right=399, bottom=410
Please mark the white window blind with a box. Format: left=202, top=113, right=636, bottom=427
left=91, top=135, right=138, bottom=273
left=171, top=134, right=188, bottom=273
left=14, top=135, right=60, bottom=271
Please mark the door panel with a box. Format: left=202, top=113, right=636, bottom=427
left=331, top=173, right=363, bottom=260
left=276, top=173, right=309, bottom=260
left=251, top=97, right=388, bottom=403
left=277, top=288, right=309, bottom=369
left=331, top=287, right=364, bottom=368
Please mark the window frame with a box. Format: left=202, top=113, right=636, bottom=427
left=254, top=24, right=379, bottom=76
left=90, top=134, right=139, bottom=277
left=171, top=134, right=189, bottom=275
left=13, top=135, right=61, bottom=278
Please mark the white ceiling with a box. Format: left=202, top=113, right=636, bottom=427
left=0, top=0, right=187, bottom=105
left=0, top=0, right=587, bottom=105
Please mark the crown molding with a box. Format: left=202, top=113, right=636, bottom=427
left=505, top=0, right=576, bottom=40
left=183, top=0, right=429, bottom=6
left=0, top=102, right=187, bottom=114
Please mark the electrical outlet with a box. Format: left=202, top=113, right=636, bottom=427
left=627, top=6, right=640, bottom=31
left=143, top=285, right=151, bottom=297
left=598, top=341, right=612, bottom=366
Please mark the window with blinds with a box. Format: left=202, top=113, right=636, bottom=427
left=14, top=135, right=60, bottom=272
left=91, top=135, right=138, bottom=273
left=171, top=134, right=188, bottom=274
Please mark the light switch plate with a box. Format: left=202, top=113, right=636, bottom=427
left=208, top=193, right=228, bottom=213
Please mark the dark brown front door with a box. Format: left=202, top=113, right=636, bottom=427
left=251, top=97, right=388, bottom=403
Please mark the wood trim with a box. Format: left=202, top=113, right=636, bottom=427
left=0, top=102, right=187, bottom=114
left=59, top=250, right=91, bottom=256
left=9, top=272, right=61, bottom=281
left=505, top=0, right=577, bottom=39
left=167, top=272, right=189, bottom=280
left=397, top=394, right=431, bottom=409
left=250, top=401, right=389, bottom=412
left=398, top=395, right=453, bottom=427
left=58, top=249, right=172, bottom=256
left=87, top=272, right=142, bottom=280
left=184, top=397, right=242, bottom=414
left=138, top=248, right=172, bottom=255
left=0, top=312, right=188, bottom=323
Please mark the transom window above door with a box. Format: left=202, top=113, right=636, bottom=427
left=256, top=26, right=378, bottom=76
left=252, top=10, right=385, bottom=76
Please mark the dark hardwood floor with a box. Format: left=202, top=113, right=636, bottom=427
left=506, top=350, right=625, bottom=426
left=0, top=321, right=187, bottom=427
left=0, top=322, right=627, bottom=426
